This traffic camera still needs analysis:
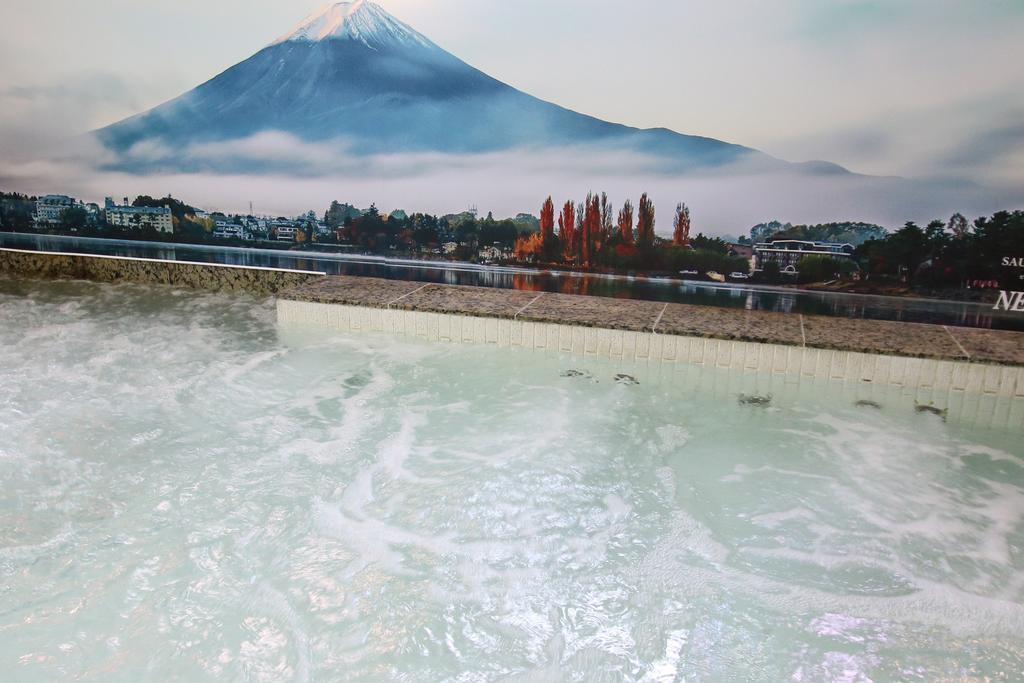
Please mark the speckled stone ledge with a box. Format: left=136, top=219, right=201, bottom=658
left=0, top=248, right=324, bottom=295
left=280, top=275, right=1024, bottom=367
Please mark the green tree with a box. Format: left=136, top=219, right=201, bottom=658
left=59, top=206, right=88, bottom=231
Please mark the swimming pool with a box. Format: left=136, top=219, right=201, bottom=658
left=1, top=277, right=1022, bottom=680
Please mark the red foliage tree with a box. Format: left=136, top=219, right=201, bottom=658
left=540, top=196, right=555, bottom=242
left=581, top=193, right=601, bottom=267
left=558, top=200, right=576, bottom=262
left=618, top=199, right=634, bottom=245
left=673, top=202, right=691, bottom=247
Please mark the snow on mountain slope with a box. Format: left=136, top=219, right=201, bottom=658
left=95, top=1, right=827, bottom=177
left=273, top=1, right=434, bottom=50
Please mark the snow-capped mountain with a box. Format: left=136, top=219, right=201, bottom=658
left=96, top=2, right=838, bottom=175
left=272, top=0, right=433, bottom=50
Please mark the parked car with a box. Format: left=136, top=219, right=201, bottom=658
left=729, top=272, right=750, bottom=280
left=679, top=269, right=700, bottom=277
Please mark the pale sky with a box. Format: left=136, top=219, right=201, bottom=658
left=1, top=0, right=1022, bottom=227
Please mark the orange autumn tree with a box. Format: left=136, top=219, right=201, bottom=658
left=558, top=200, right=576, bottom=262
left=618, top=199, right=634, bottom=245
left=513, top=232, right=544, bottom=261
left=673, top=202, right=691, bottom=247
left=637, top=193, right=656, bottom=248
left=524, top=195, right=555, bottom=261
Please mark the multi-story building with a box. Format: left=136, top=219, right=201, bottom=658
left=104, top=198, right=173, bottom=234
left=273, top=220, right=298, bottom=241
left=34, top=195, right=77, bottom=225
left=753, top=240, right=854, bottom=271
left=213, top=221, right=244, bottom=240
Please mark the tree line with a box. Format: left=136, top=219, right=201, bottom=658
left=855, top=211, right=1024, bottom=290
left=513, top=193, right=749, bottom=275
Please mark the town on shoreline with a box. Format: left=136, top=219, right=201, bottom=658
left=1, top=189, right=1021, bottom=303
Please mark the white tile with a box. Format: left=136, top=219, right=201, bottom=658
left=998, top=366, right=1017, bottom=397
left=636, top=333, right=651, bottom=360
left=964, top=365, right=984, bottom=394
left=597, top=329, right=612, bottom=357
left=650, top=334, right=665, bottom=362
left=702, top=339, right=718, bottom=366
left=715, top=340, right=732, bottom=368
left=733, top=339, right=749, bottom=368
left=427, top=313, right=440, bottom=341
left=951, top=363, right=970, bottom=392
left=873, top=355, right=891, bottom=385
left=918, top=359, right=938, bottom=389
left=932, top=361, right=953, bottom=391
left=826, top=351, right=844, bottom=380
left=983, top=364, right=1002, bottom=395
left=485, top=318, right=499, bottom=345
left=610, top=330, right=624, bottom=358
left=888, top=356, right=906, bottom=386
left=547, top=324, right=560, bottom=350
left=801, top=348, right=818, bottom=377
left=773, top=345, right=789, bottom=374
left=567, top=327, right=582, bottom=355
left=623, top=331, right=638, bottom=360
left=689, top=337, right=705, bottom=364
left=510, top=320, right=523, bottom=347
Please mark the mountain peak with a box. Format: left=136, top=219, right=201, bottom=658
left=273, top=1, right=434, bottom=50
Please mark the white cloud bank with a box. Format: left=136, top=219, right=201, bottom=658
left=2, top=129, right=1021, bottom=236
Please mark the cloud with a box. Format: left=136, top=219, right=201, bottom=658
left=939, top=118, right=1024, bottom=180
left=0, top=72, right=166, bottom=159
left=107, top=131, right=685, bottom=179
left=2, top=129, right=1021, bottom=236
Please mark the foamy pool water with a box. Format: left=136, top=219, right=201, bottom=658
left=1, top=278, right=1022, bottom=681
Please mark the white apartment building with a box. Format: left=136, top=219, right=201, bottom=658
left=274, top=222, right=298, bottom=241
left=34, top=195, right=77, bottom=225
left=105, top=199, right=173, bottom=234
left=213, top=221, right=245, bottom=240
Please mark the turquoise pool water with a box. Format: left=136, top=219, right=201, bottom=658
left=1, top=278, right=1022, bottom=681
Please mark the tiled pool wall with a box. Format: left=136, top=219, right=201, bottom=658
left=0, top=248, right=323, bottom=295
left=277, top=299, right=1024, bottom=428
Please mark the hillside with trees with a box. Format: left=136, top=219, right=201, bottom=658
left=746, top=221, right=887, bottom=246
